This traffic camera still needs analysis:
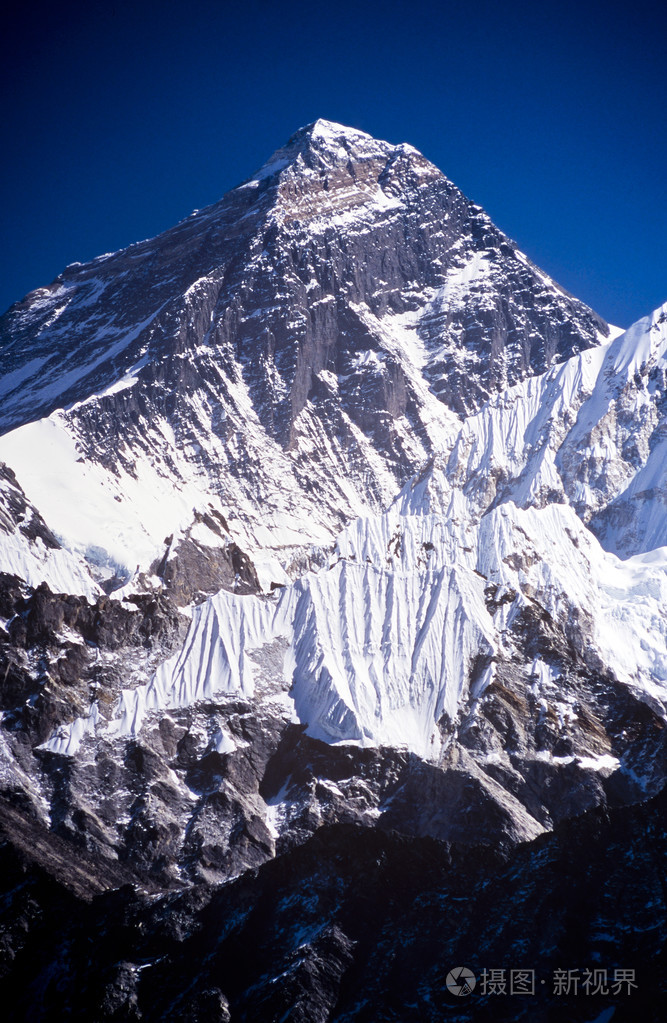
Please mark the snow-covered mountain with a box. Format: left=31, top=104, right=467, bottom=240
left=413, top=303, right=667, bottom=556
left=0, top=119, right=611, bottom=600
left=41, top=307, right=667, bottom=815
left=0, top=120, right=665, bottom=1020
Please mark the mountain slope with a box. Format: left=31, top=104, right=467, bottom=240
left=2, top=304, right=664, bottom=890
left=0, top=120, right=611, bottom=598
left=0, top=463, right=99, bottom=598
left=402, top=301, right=667, bottom=556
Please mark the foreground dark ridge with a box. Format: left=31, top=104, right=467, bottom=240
left=1, top=789, right=665, bottom=1021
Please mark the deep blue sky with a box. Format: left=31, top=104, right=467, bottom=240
left=2, top=0, right=665, bottom=328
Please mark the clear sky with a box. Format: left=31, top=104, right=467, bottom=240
left=2, top=0, right=665, bottom=328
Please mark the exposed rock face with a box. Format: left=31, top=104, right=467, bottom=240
left=0, top=575, right=188, bottom=747
left=0, top=464, right=59, bottom=551
left=148, top=508, right=260, bottom=606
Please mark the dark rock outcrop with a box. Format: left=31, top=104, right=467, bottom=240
left=1, top=789, right=664, bottom=1021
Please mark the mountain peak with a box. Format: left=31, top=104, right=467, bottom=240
left=248, top=120, right=406, bottom=185
left=300, top=118, right=375, bottom=145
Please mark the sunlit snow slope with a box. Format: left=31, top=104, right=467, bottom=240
left=402, top=302, right=667, bottom=557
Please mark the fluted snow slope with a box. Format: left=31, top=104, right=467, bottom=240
left=42, top=301, right=667, bottom=759
left=46, top=489, right=667, bottom=759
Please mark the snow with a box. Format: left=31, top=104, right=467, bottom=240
left=0, top=379, right=335, bottom=590
left=0, top=528, right=99, bottom=600
left=398, top=301, right=667, bottom=556
left=44, top=487, right=667, bottom=759
left=42, top=308, right=159, bottom=397
left=627, top=545, right=667, bottom=569
left=0, top=468, right=100, bottom=598
left=27, top=306, right=667, bottom=758
left=0, top=415, right=191, bottom=583
left=211, top=726, right=239, bottom=754
left=576, top=753, right=620, bottom=774
left=70, top=355, right=149, bottom=406
left=43, top=702, right=100, bottom=756
left=309, top=119, right=374, bottom=144
left=246, top=156, right=290, bottom=185
left=0, top=357, right=49, bottom=401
